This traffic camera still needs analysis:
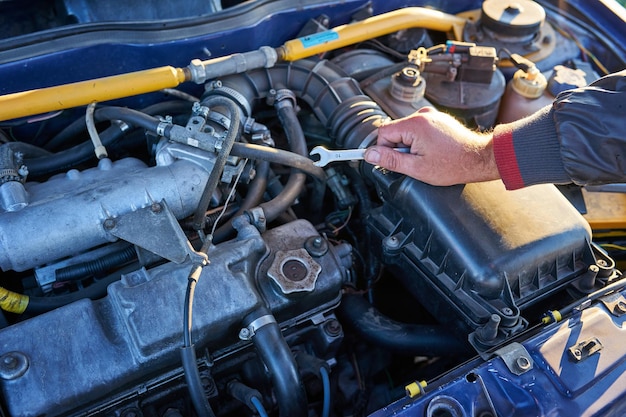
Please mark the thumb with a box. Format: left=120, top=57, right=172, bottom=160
left=364, top=146, right=416, bottom=176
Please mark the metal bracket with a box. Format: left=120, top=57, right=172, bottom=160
left=568, top=337, right=603, bottom=362
left=600, top=292, right=626, bottom=317
left=104, top=199, right=203, bottom=264
left=494, top=342, right=533, bottom=375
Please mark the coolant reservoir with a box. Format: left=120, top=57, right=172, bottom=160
left=497, top=67, right=551, bottom=123
left=498, top=65, right=590, bottom=123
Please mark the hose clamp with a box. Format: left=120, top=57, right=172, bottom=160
left=239, top=315, right=277, bottom=341
left=156, top=121, right=170, bottom=137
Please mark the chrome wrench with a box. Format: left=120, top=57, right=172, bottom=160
left=309, top=145, right=410, bottom=167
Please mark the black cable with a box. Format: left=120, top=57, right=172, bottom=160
left=191, top=96, right=241, bottom=231
left=180, top=239, right=216, bottom=417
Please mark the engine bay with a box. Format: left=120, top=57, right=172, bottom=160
left=0, top=0, right=625, bottom=416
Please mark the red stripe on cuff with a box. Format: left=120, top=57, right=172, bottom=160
left=493, top=129, right=525, bottom=190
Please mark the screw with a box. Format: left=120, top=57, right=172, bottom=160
left=501, top=307, right=514, bottom=316
left=312, top=237, right=323, bottom=248
left=615, top=301, right=626, bottom=314
left=385, top=236, right=400, bottom=249
left=151, top=202, right=162, bottom=213
left=573, top=349, right=582, bottom=357
left=239, top=327, right=251, bottom=340
left=323, top=319, right=342, bottom=337
left=103, top=218, right=116, bottom=230
left=516, top=356, right=531, bottom=371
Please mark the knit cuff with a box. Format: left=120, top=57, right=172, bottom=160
left=493, top=106, right=569, bottom=189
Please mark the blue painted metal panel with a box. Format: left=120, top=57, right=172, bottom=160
left=370, top=290, right=626, bottom=417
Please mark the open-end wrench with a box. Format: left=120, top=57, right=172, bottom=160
left=310, top=145, right=410, bottom=167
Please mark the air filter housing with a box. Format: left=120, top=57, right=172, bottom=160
left=368, top=173, right=595, bottom=352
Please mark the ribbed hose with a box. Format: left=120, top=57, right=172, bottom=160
left=210, top=59, right=388, bottom=150
left=338, top=294, right=470, bottom=356
left=192, top=95, right=241, bottom=231
left=55, top=245, right=136, bottom=282
left=244, top=308, right=307, bottom=417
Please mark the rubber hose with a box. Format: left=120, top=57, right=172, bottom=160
left=45, top=100, right=192, bottom=151
left=192, top=95, right=241, bottom=230
left=258, top=100, right=307, bottom=222
left=2, top=142, right=52, bottom=159
left=95, top=106, right=162, bottom=133
left=213, top=59, right=387, bottom=150
left=229, top=142, right=325, bottom=180
left=55, top=245, right=136, bottom=282
left=338, top=294, right=470, bottom=356
left=244, top=308, right=308, bottom=417
left=24, top=125, right=124, bottom=177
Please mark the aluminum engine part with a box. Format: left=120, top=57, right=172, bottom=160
left=0, top=157, right=209, bottom=272
left=0, top=218, right=349, bottom=416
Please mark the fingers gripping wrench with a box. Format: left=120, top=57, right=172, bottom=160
left=310, top=145, right=410, bottom=167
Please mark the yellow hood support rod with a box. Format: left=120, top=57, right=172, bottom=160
left=0, top=7, right=465, bottom=122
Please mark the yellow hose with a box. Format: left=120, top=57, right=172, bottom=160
left=278, top=7, right=466, bottom=61
left=0, top=286, right=29, bottom=314
left=0, top=66, right=188, bottom=122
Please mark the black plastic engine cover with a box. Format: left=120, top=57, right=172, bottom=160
left=368, top=170, right=595, bottom=351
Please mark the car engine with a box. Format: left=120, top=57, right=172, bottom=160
left=0, top=0, right=625, bottom=416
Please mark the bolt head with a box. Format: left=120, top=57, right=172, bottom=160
left=516, top=356, right=531, bottom=371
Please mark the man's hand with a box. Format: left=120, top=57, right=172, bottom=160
left=365, top=107, right=501, bottom=186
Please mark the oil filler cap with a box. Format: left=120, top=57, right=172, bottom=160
left=481, top=0, right=546, bottom=39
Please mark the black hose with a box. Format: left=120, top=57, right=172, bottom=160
left=244, top=307, right=308, bottom=417
left=45, top=100, right=192, bottom=151
left=55, top=245, right=136, bottom=282
left=214, top=59, right=387, bottom=150
left=24, top=124, right=125, bottom=177
left=338, top=294, right=470, bottom=356
left=229, top=142, right=325, bottom=180
left=192, top=96, right=241, bottom=231
left=95, top=107, right=162, bottom=133
left=257, top=98, right=307, bottom=222
left=2, top=142, right=52, bottom=159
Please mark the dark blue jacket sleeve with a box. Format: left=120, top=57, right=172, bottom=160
left=493, top=70, right=626, bottom=190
